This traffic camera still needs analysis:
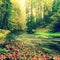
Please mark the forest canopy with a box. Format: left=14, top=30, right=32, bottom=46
left=0, top=0, right=60, bottom=33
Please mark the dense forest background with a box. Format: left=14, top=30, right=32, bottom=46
left=0, top=0, right=60, bottom=60
left=0, top=0, right=60, bottom=33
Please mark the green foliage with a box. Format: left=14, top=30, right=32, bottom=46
left=0, top=0, right=60, bottom=33
left=50, top=10, right=60, bottom=32
left=26, top=15, right=36, bottom=33
left=44, top=11, right=53, bottom=25
left=52, top=0, right=60, bottom=12
left=8, top=8, right=22, bottom=31
left=0, top=0, right=25, bottom=31
left=36, top=18, right=46, bottom=28
left=43, top=0, right=60, bottom=32
left=19, top=57, right=24, bottom=60
left=0, top=0, right=12, bottom=29
left=0, top=48, right=8, bottom=54
left=5, top=32, right=16, bottom=43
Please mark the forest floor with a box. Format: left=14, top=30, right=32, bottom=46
left=0, top=30, right=60, bottom=60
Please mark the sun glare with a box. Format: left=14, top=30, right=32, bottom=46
left=11, top=0, right=26, bottom=7
left=18, top=0, right=25, bottom=7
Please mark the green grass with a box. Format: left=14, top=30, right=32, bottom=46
left=35, top=32, right=60, bottom=37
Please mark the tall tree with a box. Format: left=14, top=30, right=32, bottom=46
left=0, top=0, right=12, bottom=29
left=50, top=0, right=60, bottom=32
left=52, top=0, right=60, bottom=12
left=26, top=0, right=36, bottom=33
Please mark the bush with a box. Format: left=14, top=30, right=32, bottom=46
left=50, top=10, right=60, bottom=32
left=26, top=15, right=36, bottom=34
left=0, top=48, right=8, bottom=54
left=36, top=18, right=46, bottom=28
